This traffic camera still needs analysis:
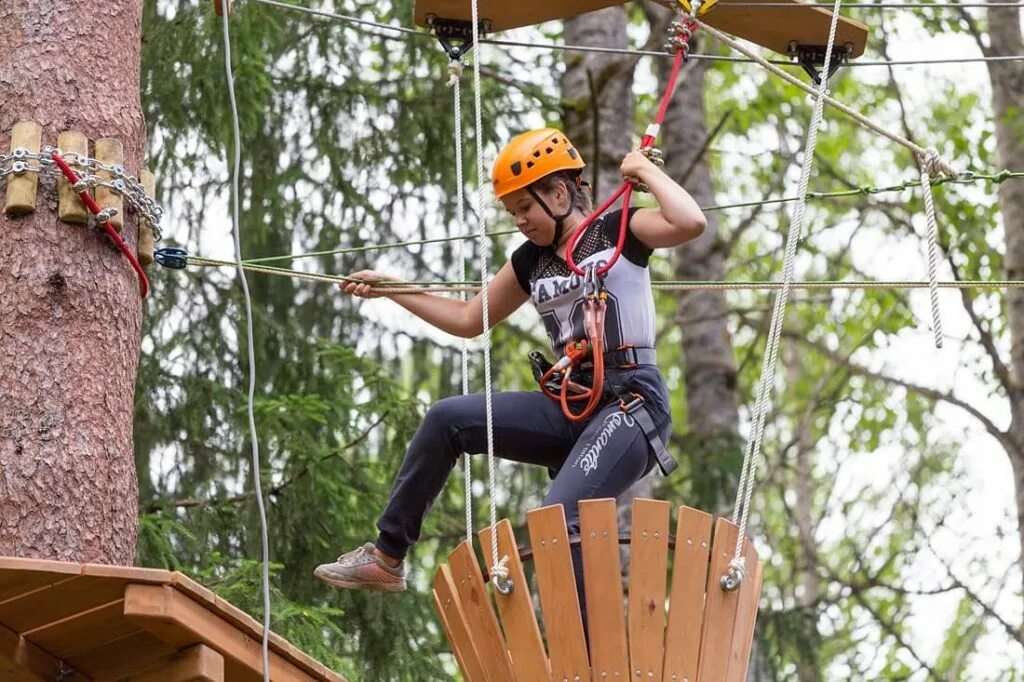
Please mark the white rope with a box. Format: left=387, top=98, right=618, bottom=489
left=451, top=65, right=474, bottom=545
left=726, top=0, right=845, bottom=587
left=919, top=149, right=944, bottom=349
left=220, top=3, right=272, bottom=678
left=467, top=0, right=507, bottom=585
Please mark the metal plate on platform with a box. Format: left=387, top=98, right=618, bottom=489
left=697, top=0, right=869, bottom=58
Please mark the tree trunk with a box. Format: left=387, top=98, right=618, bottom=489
left=562, top=7, right=635, bottom=203
left=986, top=5, right=1024, bottom=637
left=657, top=30, right=742, bottom=515
left=0, top=0, right=144, bottom=564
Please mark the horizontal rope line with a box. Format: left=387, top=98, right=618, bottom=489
left=246, top=0, right=1023, bottom=68
left=229, top=171, right=1022, bottom=266
left=185, top=258, right=1024, bottom=292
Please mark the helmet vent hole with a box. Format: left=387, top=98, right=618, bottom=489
left=545, top=147, right=553, bottom=154
left=526, top=161, right=535, bottom=169
left=532, top=150, right=541, bottom=158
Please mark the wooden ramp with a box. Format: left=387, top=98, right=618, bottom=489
left=433, top=498, right=764, bottom=682
left=0, top=558, right=347, bottom=681
left=415, top=0, right=867, bottom=58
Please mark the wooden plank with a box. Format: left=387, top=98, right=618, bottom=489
left=0, top=574, right=131, bottom=633
left=81, top=563, right=174, bottom=585
left=578, top=498, right=628, bottom=680
left=433, top=566, right=488, bottom=682
left=479, top=521, right=550, bottom=682
left=725, top=541, right=762, bottom=682
left=526, top=504, right=589, bottom=682
left=138, top=169, right=156, bottom=267
left=126, top=643, right=225, bottom=682
left=0, top=558, right=79, bottom=603
left=662, top=506, right=713, bottom=682
left=414, top=0, right=623, bottom=33
left=66, top=629, right=174, bottom=679
left=22, top=599, right=136, bottom=659
left=123, top=584, right=319, bottom=682
left=446, top=540, right=516, bottom=682
left=57, top=131, right=89, bottom=223
left=628, top=499, right=671, bottom=682
left=94, top=138, right=124, bottom=232
left=4, top=121, right=42, bottom=216
left=170, top=572, right=335, bottom=681
left=0, top=620, right=76, bottom=681
left=696, top=0, right=869, bottom=59
left=695, top=519, right=742, bottom=682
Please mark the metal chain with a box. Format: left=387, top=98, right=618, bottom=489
left=0, top=148, right=165, bottom=241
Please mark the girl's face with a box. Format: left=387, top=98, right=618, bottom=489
left=499, top=183, right=567, bottom=247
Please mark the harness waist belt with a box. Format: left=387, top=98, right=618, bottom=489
left=578, top=346, right=657, bottom=372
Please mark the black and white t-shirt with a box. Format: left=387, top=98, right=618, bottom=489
left=510, top=208, right=655, bottom=356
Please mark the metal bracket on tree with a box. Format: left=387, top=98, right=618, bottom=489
left=788, top=41, right=852, bottom=85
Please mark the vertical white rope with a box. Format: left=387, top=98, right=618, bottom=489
left=467, top=0, right=503, bottom=578
left=919, top=150, right=944, bottom=349
left=451, top=67, right=474, bottom=544
left=220, top=3, right=272, bottom=677
left=727, top=0, right=845, bottom=582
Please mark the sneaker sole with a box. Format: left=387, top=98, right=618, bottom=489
left=314, top=570, right=406, bottom=593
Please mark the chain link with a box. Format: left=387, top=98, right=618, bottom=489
left=0, top=147, right=165, bottom=240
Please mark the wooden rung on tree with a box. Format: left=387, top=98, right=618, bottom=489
left=4, top=120, right=42, bottom=216
left=95, top=138, right=125, bottom=233
left=57, top=130, right=90, bottom=223
left=433, top=498, right=764, bottom=682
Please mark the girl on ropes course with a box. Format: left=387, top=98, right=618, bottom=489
left=314, top=128, right=705, bottom=605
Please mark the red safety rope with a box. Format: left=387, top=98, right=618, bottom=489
left=565, top=18, right=699, bottom=278
left=51, top=152, right=150, bottom=299
left=543, top=18, right=698, bottom=422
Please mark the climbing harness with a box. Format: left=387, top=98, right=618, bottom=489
left=527, top=11, right=701, bottom=426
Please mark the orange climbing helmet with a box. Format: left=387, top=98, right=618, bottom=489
left=491, top=128, right=585, bottom=198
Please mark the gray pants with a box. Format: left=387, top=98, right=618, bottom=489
left=374, top=367, right=672, bottom=618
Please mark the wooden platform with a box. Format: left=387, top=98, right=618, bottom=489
left=0, top=558, right=347, bottom=681
left=434, top=499, right=763, bottom=682
left=415, top=0, right=868, bottom=59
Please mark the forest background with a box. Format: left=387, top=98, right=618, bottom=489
left=133, top=0, right=1023, bottom=679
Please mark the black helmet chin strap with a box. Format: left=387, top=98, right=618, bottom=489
left=527, top=186, right=574, bottom=250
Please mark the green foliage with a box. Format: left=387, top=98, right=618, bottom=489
left=133, top=1, right=1021, bottom=679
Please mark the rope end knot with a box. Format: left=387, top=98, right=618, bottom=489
left=720, top=556, right=746, bottom=592
left=490, top=554, right=514, bottom=595
left=446, top=59, right=465, bottom=88
left=918, top=148, right=957, bottom=179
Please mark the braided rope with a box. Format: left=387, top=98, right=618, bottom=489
left=450, top=66, right=475, bottom=546
left=725, top=0, right=845, bottom=591
left=919, top=149, right=944, bottom=348
left=467, top=0, right=509, bottom=590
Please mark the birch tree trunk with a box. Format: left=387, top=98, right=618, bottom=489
left=986, top=4, right=1024, bottom=634
left=0, top=0, right=144, bottom=564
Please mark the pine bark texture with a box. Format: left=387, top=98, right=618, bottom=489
left=986, top=6, right=1024, bottom=637
left=0, top=0, right=144, bottom=564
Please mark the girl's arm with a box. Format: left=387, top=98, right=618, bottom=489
left=341, top=261, right=530, bottom=338
left=620, top=150, right=706, bottom=249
